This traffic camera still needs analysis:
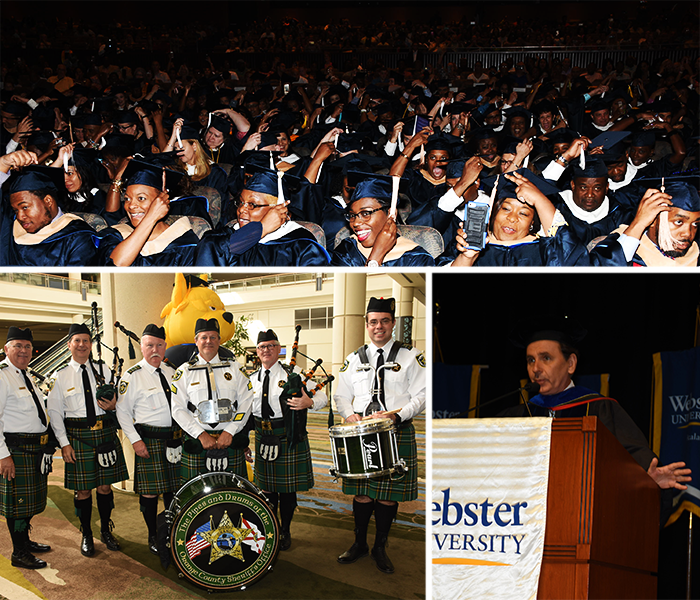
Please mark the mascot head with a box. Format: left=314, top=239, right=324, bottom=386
left=160, top=274, right=235, bottom=348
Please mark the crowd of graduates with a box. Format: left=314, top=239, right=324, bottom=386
left=1, top=8, right=698, bottom=267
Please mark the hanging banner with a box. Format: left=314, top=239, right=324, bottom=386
left=652, top=348, right=700, bottom=525
left=432, top=418, right=551, bottom=600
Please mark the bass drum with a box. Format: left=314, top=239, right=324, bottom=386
left=169, top=472, right=279, bottom=591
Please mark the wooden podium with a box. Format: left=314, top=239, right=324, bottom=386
left=538, top=417, right=660, bottom=599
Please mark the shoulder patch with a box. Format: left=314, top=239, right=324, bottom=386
left=119, top=381, right=129, bottom=395
left=172, top=369, right=183, bottom=382
left=415, top=352, right=426, bottom=368
left=340, top=359, right=349, bottom=373
left=56, top=364, right=69, bottom=372
left=402, top=342, right=413, bottom=350
left=127, top=364, right=142, bottom=374
left=239, top=366, right=249, bottom=379
left=224, top=372, right=232, bottom=381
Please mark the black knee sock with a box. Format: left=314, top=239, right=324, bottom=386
left=96, top=491, right=115, bottom=533
left=353, top=498, right=375, bottom=546
left=74, top=497, right=93, bottom=536
left=162, top=492, right=174, bottom=511
left=279, top=493, right=297, bottom=532
left=6, top=518, right=29, bottom=553
left=373, top=502, right=398, bottom=546
left=139, top=496, right=158, bottom=538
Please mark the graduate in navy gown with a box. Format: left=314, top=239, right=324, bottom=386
left=331, top=176, right=435, bottom=267
left=95, top=158, right=202, bottom=266
left=195, top=167, right=330, bottom=266
left=5, top=166, right=98, bottom=266
left=443, top=170, right=590, bottom=267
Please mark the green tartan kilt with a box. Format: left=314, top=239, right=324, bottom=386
left=65, top=417, right=129, bottom=490
left=133, top=425, right=182, bottom=495
left=0, top=435, right=49, bottom=519
left=180, top=435, right=247, bottom=488
left=253, top=422, right=314, bottom=493
left=341, top=424, right=417, bottom=502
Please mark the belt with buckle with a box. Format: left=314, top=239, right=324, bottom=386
left=65, top=417, right=106, bottom=431
left=135, top=424, right=183, bottom=440
left=4, top=431, right=51, bottom=446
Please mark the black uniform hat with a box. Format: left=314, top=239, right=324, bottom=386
left=510, top=316, right=587, bottom=349
left=257, top=329, right=279, bottom=345
left=366, top=297, right=396, bottom=317
left=142, top=324, right=166, bottom=340
left=194, top=318, right=220, bottom=336
left=6, top=326, right=33, bottom=343
left=68, top=323, right=92, bottom=339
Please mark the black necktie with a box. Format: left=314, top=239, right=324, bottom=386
left=22, top=370, right=47, bottom=427
left=156, top=367, right=173, bottom=425
left=262, top=369, right=272, bottom=420
left=81, top=364, right=97, bottom=427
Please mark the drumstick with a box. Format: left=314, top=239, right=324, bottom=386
left=361, top=408, right=402, bottom=420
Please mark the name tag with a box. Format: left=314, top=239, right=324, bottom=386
left=67, top=387, right=75, bottom=392
left=19, top=386, right=26, bottom=390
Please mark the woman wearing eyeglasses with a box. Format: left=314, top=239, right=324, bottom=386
left=330, top=177, right=435, bottom=267
left=195, top=168, right=331, bottom=266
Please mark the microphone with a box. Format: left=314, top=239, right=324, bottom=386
left=449, top=382, right=540, bottom=418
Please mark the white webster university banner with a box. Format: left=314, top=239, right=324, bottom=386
left=432, top=418, right=552, bottom=600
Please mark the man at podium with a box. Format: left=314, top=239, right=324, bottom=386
left=501, top=318, right=691, bottom=491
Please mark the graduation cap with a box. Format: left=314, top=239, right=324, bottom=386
left=267, top=111, right=302, bottom=135
left=115, top=110, right=140, bottom=125
left=92, top=96, right=114, bottom=114
left=2, top=101, right=31, bottom=118
left=259, top=130, right=282, bottom=149
left=445, top=158, right=467, bottom=180
left=632, top=175, right=700, bottom=212
left=101, top=133, right=136, bottom=157
left=142, top=324, right=166, bottom=340
left=83, top=113, right=103, bottom=126
left=572, top=157, right=608, bottom=179
left=599, top=142, right=627, bottom=164
left=470, top=126, right=500, bottom=142
left=499, top=135, right=523, bottom=156
left=26, top=131, right=56, bottom=152
left=336, top=132, right=366, bottom=153
left=206, top=114, right=233, bottom=136
left=31, top=104, right=56, bottom=130
left=445, top=102, right=471, bottom=115
left=347, top=171, right=406, bottom=207
left=509, top=316, right=587, bottom=349
left=504, top=106, right=532, bottom=122
left=480, top=168, right=560, bottom=201
left=151, top=90, right=173, bottom=106
left=588, top=130, right=630, bottom=151
left=366, top=297, right=395, bottom=317
left=628, top=130, right=656, bottom=148
left=425, top=131, right=462, bottom=155
left=532, top=99, right=559, bottom=116
left=243, top=164, right=302, bottom=202
left=70, top=147, right=100, bottom=170
left=545, top=128, right=577, bottom=147
left=586, top=98, right=609, bottom=114
left=8, top=165, right=65, bottom=196
left=122, top=156, right=184, bottom=191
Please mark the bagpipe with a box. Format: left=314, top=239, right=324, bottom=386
left=263, top=326, right=334, bottom=457
left=90, top=301, right=123, bottom=402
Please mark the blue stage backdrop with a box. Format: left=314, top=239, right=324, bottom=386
left=653, top=347, right=700, bottom=525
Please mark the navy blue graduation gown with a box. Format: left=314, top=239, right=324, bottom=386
left=555, top=199, right=633, bottom=246
left=195, top=222, right=329, bottom=267
left=9, top=216, right=98, bottom=266
left=95, top=224, right=199, bottom=267
left=438, top=226, right=591, bottom=267
left=331, top=237, right=435, bottom=267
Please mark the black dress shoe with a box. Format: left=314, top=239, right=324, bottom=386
left=26, top=540, right=51, bottom=553
left=148, top=536, right=159, bottom=556
left=12, top=550, right=47, bottom=569
left=371, top=545, right=395, bottom=574
left=337, top=542, right=369, bottom=564
left=279, top=530, right=291, bottom=551
left=81, top=534, right=95, bottom=557
left=101, top=530, right=120, bottom=551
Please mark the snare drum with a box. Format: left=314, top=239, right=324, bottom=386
left=329, top=418, right=405, bottom=479
left=168, top=472, right=279, bottom=591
